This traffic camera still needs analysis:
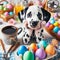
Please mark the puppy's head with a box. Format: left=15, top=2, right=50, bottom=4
left=18, top=5, right=51, bottom=29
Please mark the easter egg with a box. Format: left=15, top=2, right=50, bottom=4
left=0, top=5, right=3, bottom=10
left=54, top=22, right=59, bottom=26
left=57, top=30, right=60, bottom=36
left=45, top=44, right=55, bottom=55
left=17, top=45, right=28, bottom=56
left=29, top=43, right=38, bottom=53
left=50, top=20, right=55, bottom=24
left=3, top=7, right=7, bottom=11
left=9, top=12, right=13, bottom=16
left=7, top=4, right=12, bottom=9
left=23, top=51, right=34, bottom=60
left=35, top=48, right=46, bottom=59
left=3, top=1, right=8, bottom=5
left=51, top=39, right=58, bottom=46
left=45, top=22, right=51, bottom=27
left=53, top=27, right=59, bottom=33
left=50, top=17, right=54, bottom=20
left=48, top=24, right=54, bottom=30
left=4, top=12, right=9, bottom=16
left=38, top=40, right=48, bottom=48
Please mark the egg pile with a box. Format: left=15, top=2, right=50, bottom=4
left=0, top=1, right=13, bottom=12
left=46, top=17, right=60, bottom=36
left=17, top=39, right=58, bottom=60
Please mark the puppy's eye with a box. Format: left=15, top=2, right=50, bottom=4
left=27, top=12, right=32, bottom=18
left=37, top=12, right=42, bottom=20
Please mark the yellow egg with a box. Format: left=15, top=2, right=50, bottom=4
left=54, top=22, right=59, bottom=26
left=14, top=4, right=24, bottom=15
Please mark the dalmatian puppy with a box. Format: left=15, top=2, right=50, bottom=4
left=18, top=5, right=51, bottom=44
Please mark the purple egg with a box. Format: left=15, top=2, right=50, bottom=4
left=57, top=30, right=60, bottom=36
left=45, top=22, right=50, bottom=27
left=35, top=48, right=46, bottom=59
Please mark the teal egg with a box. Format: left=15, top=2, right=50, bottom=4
left=38, top=40, right=48, bottom=48
left=50, top=20, right=55, bottom=24
left=9, top=12, right=14, bottom=16
left=53, top=27, right=59, bottom=33
left=23, top=51, right=34, bottom=60
left=50, top=17, right=54, bottom=20
left=3, top=1, right=8, bottom=5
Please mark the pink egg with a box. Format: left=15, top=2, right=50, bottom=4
left=57, top=30, right=60, bottom=36
left=7, top=4, right=12, bottom=9
left=4, top=12, right=9, bottom=16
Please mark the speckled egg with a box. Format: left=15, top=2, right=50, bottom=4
left=45, top=44, right=55, bottom=55
left=51, top=39, right=58, bottom=47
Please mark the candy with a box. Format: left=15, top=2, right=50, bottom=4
left=45, top=44, right=55, bottom=55
left=35, top=48, right=46, bottom=59
left=29, top=43, right=38, bottom=53
left=9, top=12, right=13, bottom=16
left=4, top=12, right=9, bottom=16
left=54, top=22, right=59, bottom=26
left=53, top=27, right=59, bottom=33
left=17, top=45, right=28, bottom=56
left=7, top=4, right=12, bottom=9
left=38, top=40, right=48, bottom=48
left=0, top=5, right=3, bottom=10
left=57, top=30, right=60, bottom=36
left=23, top=51, right=34, bottom=60
left=45, top=22, right=50, bottom=27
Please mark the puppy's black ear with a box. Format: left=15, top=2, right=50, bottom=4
left=41, top=8, right=51, bottom=22
left=18, top=7, right=28, bottom=22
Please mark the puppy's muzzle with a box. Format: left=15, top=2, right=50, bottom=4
left=31, top=21, right=38, bottom=28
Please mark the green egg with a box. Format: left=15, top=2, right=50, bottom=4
left=0, top=5, right=3, bottom=10
left=23, top=51, right=34, bottom=60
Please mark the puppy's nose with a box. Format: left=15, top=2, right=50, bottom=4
left=32, top=21, right=38, bottom=27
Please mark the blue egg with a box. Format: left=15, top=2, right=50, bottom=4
left=3, top=1, right=8, bottom=5
left=50, top=20, right=55, bottom=24
left=53, top=27, right=59, bottom=33
left=9, top=12, right=14, bottom=16
left=17, top=45, right=28, bottom=56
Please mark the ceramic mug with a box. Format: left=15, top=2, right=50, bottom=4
left=1, top=25, right=22, bottom=45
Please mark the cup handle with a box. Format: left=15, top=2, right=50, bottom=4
left=18, top=27, right=22, bottom=35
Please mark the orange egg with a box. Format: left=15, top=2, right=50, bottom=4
left=29, top=43, right=38, bottom=53
left=58, top=24, right=60, bottom=28
left=48, top=24, right=54, bottom=30
left=45, top=44, right=55, bottom=55
left=51, top=39, right=58, bottom=46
